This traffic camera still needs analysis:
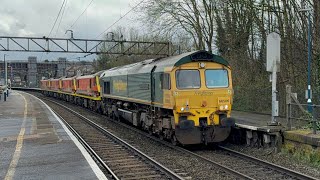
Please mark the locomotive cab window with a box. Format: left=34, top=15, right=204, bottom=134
left=104, top=81, right=110, bottom=94
left=176, top=70, right=200, bottom=89
left=205, top=69, right=229, bottom=88
left=160, top=73, right=170, bottom=90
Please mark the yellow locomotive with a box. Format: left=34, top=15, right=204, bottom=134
left=99, top=50, right=235, bottom=145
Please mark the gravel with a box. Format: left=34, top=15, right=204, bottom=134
left=222, top=143, right=320, bottom=179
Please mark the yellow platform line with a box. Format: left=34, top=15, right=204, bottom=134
left=4, top=93, right=28, bottom=180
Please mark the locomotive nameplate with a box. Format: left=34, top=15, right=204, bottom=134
left=194, top=91, right=213, bottom=96
left=218, top=97, right=230, bottom=104
left=113, top=80, right=127, bottom=92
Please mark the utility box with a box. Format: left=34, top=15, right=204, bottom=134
left=267, top=32, right=281, bottom=72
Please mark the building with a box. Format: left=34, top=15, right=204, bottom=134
left=0, top=57, right=93, bottom=87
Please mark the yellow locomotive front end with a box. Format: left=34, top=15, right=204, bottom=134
left=171, top=61, right=235, bottom=145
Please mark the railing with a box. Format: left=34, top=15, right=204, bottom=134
left=286, top=85, right=319, bottom=134
left=287, top=103, right=319, bottom=134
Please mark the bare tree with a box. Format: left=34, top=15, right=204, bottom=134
left=139, top=0, right=217, bottom=52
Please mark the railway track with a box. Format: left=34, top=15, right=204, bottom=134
left=44, top=98, right=183, bottom=180
left=215, top=146, right=318, bottom=180
left=28, top=91, right=318, bottom=180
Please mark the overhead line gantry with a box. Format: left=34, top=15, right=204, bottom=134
left=0, top=36, right=172, bottom=56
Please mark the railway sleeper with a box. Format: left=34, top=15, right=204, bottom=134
left=106, top=158, right=137, bottom=163
left=108, top=160, right=142, bottom=166
left=113, top=167, right=152, bottom=173
left=120, top=171, right=159, bottom=177
left=111, top=164, right=147, bottom=169
left=121, top=174, right=162, bottom=180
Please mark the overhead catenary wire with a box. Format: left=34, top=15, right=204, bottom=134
left=95, top=0, right=145, bottom=39
left=59, top=0, right=94, bottom=63
left=69, top=0, right=94, bottom=29
left=41, top=0, right=66, bottom=62
left=54, top=0, right=68, bottom=37
left=47, top=0, right=67, bottom=38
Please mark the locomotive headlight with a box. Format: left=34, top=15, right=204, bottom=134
left=180, top=107, right=185, bottom=111
left=219, top=105, right=229, bottom=111
left=199, top=62, right=206, bottom=68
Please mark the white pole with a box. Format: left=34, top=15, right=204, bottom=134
left=271, top=61, right=278, bottom=124
left=4, top=55, right=7, bottom=88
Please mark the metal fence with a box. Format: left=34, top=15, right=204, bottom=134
left=286, top=84, right=319, bottom=134
left=287, top=103, right=319, bottom=134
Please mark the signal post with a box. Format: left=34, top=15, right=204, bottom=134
left=267, top=32, right=281, bottom=125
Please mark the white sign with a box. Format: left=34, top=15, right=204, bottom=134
left=267, top=32, right=281, bottom=72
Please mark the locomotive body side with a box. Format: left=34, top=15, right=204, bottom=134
left=49, top=79, right=60, bottom=91
left=61, top=77, right=75, bottom=93
left=40, top=80, right=49, bottom=90
left=75, top=75, right=101, bottom=99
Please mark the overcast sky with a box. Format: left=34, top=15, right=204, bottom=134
left=0, top=0, right=143, bottom=61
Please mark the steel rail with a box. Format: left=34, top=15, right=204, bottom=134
left=218, top=146, right=318, bottom=180
left=45, top=98, right=184, bottom=180
left=52, top=109, right=119, bottom=180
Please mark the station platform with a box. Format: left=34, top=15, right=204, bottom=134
left=230, top=110, right=286, bottom=147
left=231, top=110, right=285, bottom=133
left=0, top=91, right=107, bottom=179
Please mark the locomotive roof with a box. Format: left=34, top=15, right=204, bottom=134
left=76, top=70, right=104, bottom=79
left=156, top=50, right=229, bottom=67
left=61, top=77, right=74, bottom=80
left=100, top=50, right=229, bottom=77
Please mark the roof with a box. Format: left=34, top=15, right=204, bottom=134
left=76, top=70, right=104, bottom=80
left=61, top=77, right=74, bottom=81
left=100, top=50, right=229, bottom=77
left=172, top=50, right=229, bottom=67
left=76, top=74, right=95, bottom=79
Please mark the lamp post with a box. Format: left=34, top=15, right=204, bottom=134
left=8, top=65, right=13, bottom=88
left=299, top=6, right=312, bottom=113
left=4, top=54, right=8, bottom=96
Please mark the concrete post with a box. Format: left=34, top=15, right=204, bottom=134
left=286, top=85, right=292, bottom=130
left=312, top=105, right=317, bottom=134
left=271, top=61, right=279, bottom=125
